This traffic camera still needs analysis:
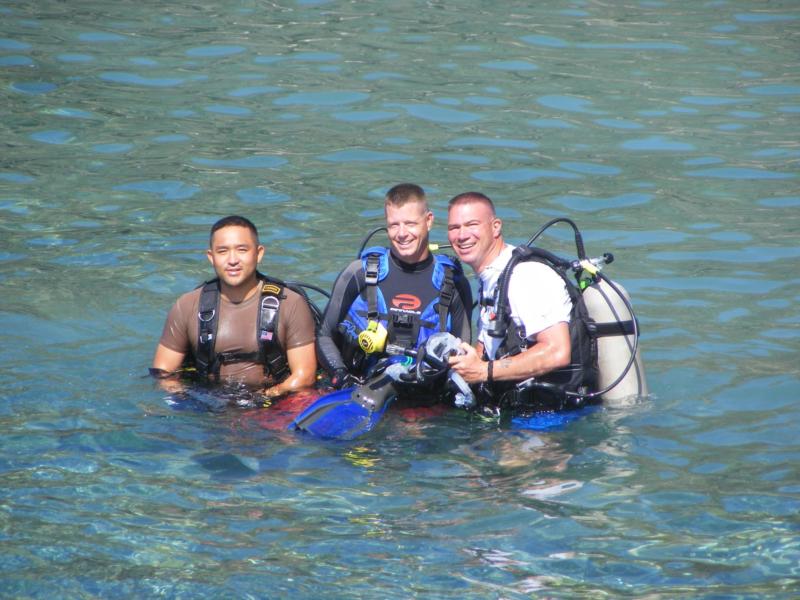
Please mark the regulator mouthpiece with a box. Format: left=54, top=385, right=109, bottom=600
left=358, top=321, right=388, bottom=354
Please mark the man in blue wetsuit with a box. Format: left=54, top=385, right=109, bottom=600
left=317, top=183, right=473, bottom=398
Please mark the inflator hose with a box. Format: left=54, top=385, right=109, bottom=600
left=526, top=217, right=587, bottom=260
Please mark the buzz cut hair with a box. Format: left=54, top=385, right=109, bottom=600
left=385, top=183, right=428, bottom=211
left=209, top=215, right=259, bottom=246
left=448, top=191, right=496, bottom=215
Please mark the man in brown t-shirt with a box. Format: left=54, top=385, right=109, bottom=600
left=152, top=216, right=317, bottom=397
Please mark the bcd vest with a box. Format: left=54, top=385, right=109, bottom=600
left=337, top=247, right=458, bottom=373
left=482, top=248, right=600, bottom=413
left=194, top=273, right=318, bottom=383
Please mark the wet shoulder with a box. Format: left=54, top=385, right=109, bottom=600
left=173, top=285, right=204, bottom=314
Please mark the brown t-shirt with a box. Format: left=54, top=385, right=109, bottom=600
left=159, top=284, right=316, bottom=387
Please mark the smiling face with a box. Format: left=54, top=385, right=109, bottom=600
left=447, top=199, right=503, bottom=273
left=385, top=198, right=433, bottom=264
left=207, top=225, right=264, bottom=293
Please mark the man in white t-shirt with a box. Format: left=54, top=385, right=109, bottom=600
left=446, top=192, right=573, bottom=393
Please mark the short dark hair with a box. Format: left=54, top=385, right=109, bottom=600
left=385, top=183, right=427, bottom=210
left=448, top=191, right=496, bottom=215
left=209, top=215, right=259, bottom=246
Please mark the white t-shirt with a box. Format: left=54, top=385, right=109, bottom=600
left=477, top=244, right=572, bottom=360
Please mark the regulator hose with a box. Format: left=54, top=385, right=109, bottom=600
left=357, top=227, right=388, bottom=257
left=526, top=217, right=586, bottom=260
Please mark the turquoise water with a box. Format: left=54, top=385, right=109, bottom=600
left=1, top=0, right=799, bottom=597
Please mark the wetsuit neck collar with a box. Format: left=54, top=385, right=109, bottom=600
left=389, top=251, right=433, bottom=272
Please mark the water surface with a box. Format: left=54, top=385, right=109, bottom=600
left=1, top=0, right=798, bottom=597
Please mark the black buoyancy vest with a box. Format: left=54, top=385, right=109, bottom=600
left=488, top=248, right=599, bottom=409
left=194, top=275, right=291, bottom=383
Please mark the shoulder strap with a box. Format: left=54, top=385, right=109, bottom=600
left=494, top=249, right=575, bottom=353
left=363, top=251, right=382, bottom=321
left=256, top=278, right=290, bottom=382
left=196, top=279, right=221, bottom=380
left=436, top=264, right=455, bottom=332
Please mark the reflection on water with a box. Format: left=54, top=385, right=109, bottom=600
left=1, top=0, right=799, bottom=597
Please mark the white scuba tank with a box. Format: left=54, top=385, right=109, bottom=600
left=582, top=277, right=648, bottom=402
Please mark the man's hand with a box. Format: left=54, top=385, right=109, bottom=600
left=262, top=341, right=318, bottom=399
left=448, top=342, right=489, bottom=385
left=330, top=368, right=358, bottom=389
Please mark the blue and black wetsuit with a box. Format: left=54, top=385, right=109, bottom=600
left=317, top=247, right=473, bottom=384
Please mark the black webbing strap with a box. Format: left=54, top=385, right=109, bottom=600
left=436, top=265, right=455, bottom=332
left=196, top=280, right=220, bottom=379
left=257, top=280, right=290, bottom=382
left=589, top=319, right=637, bottom=338
left=364, top=253, right=380, bottom=320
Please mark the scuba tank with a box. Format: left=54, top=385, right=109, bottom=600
left=537, top=218, right=647, bottom=403
left=579, top=259, right=648, bottom=401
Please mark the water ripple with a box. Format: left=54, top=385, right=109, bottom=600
left=332, top=111, right=398, bottom=122
left=236, top=188, right=290, bottom=204
left=113, top=180, right=201, bottom=200
left=472, top=168, right=582, bottom=183
left=680, top=96, right=746, bottom=106
left=746, top=85, right=800, bottom=96
left=649, top=246, right=800, bottom=263
left=528, top=118, right=575, bottom=129
left=228, top=85, right=283, bottom=97
left=432, top=153, right=490, bottom=165
left=758, top=196, right=800, bottom=208
left=0, top=38, right=31, bottom=50
left=78, top=32, right=127, bottom=43
left=594, top=118, right=644, bottom=130
left=553, top=192, right=652, bottom=211
left=100, top=72, right=186, bottom=87
left=29, top=130, right=73, bottom=144
left=191, top=156, right=288, bottom=169
left=479, top=60, right=538, bottom=71
left=520, top=35, right=569, bottom=48
left=185, top=45, right=246, bottom=57
left=537, top=95, right=605, bottom=114
left=274, top=91, right=369, bottom=106
left=92, top=143, right=134, bottom=154
left=56, top=53, right=94, bottom=62
left=0, top=55, right=33, bottom=66
left=0, top=173, right=34, bottom=183
left=447, top=137, right=537, bottom=149
left=362, top=71, right=406, bottom=81
left=317, top=149, right=411, bottom=162
left=385, top=103, right=482, bottom=123
left=577, top=41, right=688, bottom=51
left=559, top=162, right=621, bottom=175
left=735, top=13, right=799, bottom=23
left=11, top=82, right=57, bottom=94
left=685, top=167, right=795, bottom=179
left=204, top=104, right=251, bottom=116
left=622, top=136, right=695, bottom=151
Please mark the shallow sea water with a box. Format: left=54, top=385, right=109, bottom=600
left=1, top=0, right=799, bottom=597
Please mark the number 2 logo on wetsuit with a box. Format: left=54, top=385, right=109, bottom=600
left=391, top=294, right=422, bottom=311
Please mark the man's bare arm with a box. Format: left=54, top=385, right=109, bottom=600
left=264, top=342, right=317, bottom=398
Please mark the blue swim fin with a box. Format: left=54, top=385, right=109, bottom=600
left=290, top=374, right=398, bottom=440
